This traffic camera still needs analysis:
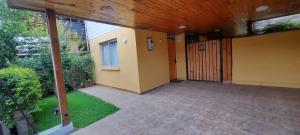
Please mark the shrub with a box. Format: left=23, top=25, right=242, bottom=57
left=63, top=53, right=94, bottom=89
left=17, top=49, right=55, bottom=96
left=17, top=51, right=94, bottom=96
left=0, top=67, right=42, bottom=127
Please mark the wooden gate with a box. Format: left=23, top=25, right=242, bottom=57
left=168, top=39, right=177, bottom=80
left=187, top=39, right=232, bottom=82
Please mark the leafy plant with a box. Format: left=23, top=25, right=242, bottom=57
left=17, top=49, right=55, bottom=96
left=17, top=50, right=94, bottom=96
left=0, top=0, right=47, bottom=68
left=63, top=53, right=94, bottom=88
left=0, top=1, right=93, bottom=97
left=0, top=67, right=42, bottom=127
left=0, top=29, right=18, bottom=68
left=57, top=22, right=83, bottom=52
left=0, top=0, right=47, bottom=37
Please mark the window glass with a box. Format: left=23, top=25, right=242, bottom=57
left=254, top=14, right=300, bottom=34
left=100, top=40, right=119, bottom=67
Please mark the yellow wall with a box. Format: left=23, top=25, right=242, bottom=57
left=232, top=30, right=300, bottom=88
left=175, top=33, right=187, bottom=80
left=135, top=29, right=170, bottom=93
left=90, top=28, right=171, bottom=93
left=90, top=28, right=141, bottom=93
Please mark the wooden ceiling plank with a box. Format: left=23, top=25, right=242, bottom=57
left=7, top=0, right=300, bottom=37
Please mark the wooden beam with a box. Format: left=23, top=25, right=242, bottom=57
left=46, top=9, right=70, bottom=126
left=247, top=20, right=254, bottom=36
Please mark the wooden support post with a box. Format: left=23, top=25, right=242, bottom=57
left=247, top=20, right=254, bottom=36
left=46, top=9, right=70, bottom=126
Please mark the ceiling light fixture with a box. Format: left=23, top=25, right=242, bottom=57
left=256, top=5, right=269, bottom=12
left=178, top=25, right=186, bottom=29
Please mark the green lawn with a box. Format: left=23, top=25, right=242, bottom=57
left=32, top=91, right=119, bottom=131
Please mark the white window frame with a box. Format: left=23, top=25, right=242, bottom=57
left=100, top=39, right=119, bottom=68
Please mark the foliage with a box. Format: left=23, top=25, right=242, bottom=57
left=0, top=0, right=47, bottom=37
left=33, top=91, right=119, bottom=131
left=17, top=50, right=94, bottom=96
left=62, top=52, right=94, bottom=89
left=0, top=67, right=42, bottom=127
left=0, top=1, right=87, bottom=59
left=0, top=0, right=93, bottom=97
left=0, top=0, right=47, bottom=68
left=0, top=29, right=18, bottom=68
left=261, top=21, right=300, bottom=34
left=17, top=49, right=55, bottom=96
left=57, top=22, right=84, bottom=52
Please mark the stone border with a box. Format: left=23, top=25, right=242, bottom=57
left=39, top=122, right=74, bottom=135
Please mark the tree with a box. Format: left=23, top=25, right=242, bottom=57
left=0, top=0, right=47, bottom=37
left=57, top=22, right=82, bottom=52
left=0, top=29, right=18, bottom=68
left=0, top=0, right=47, bottom=68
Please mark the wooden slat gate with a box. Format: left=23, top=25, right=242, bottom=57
left=187, top=39, right=232, bottom=82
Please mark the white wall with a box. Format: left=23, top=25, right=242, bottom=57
left=85, top=21, right=119, bottom=40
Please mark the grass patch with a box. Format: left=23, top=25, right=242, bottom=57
left=32, top=91, right=119, bottom=131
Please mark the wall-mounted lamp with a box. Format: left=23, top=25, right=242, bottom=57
left=123, top=37, right=127, bottom=44
left=147, top=37, right=153, bottom=51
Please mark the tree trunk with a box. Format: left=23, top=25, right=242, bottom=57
left=13, top=111, right=33, bottom=135
left=0, top=122, right=11, bottom=135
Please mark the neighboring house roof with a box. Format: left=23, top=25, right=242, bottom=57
left=85, top=21, right=119, bottom=40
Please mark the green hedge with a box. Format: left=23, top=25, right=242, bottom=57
left=17, top=50, right=55, bottom=96
left=63, top=53, right=94, bottom=89
left=17, top=51, right=94, bottom=96
left=0, top=67, right=42, bottom=127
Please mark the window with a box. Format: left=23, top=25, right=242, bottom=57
left=253, top=14, right=300, bottom=34
left=100, top=39, right=119, bottom=67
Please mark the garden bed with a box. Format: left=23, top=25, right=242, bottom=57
left=32, top=91, right=119, bottom=131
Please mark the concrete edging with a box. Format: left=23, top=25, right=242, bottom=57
left=39, top=122, right=74, bottom=135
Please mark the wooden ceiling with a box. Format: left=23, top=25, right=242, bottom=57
left=7, top=0, right=300, bottom=37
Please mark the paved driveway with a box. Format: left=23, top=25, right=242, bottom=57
left=72, top=81, right=300, bottom=135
